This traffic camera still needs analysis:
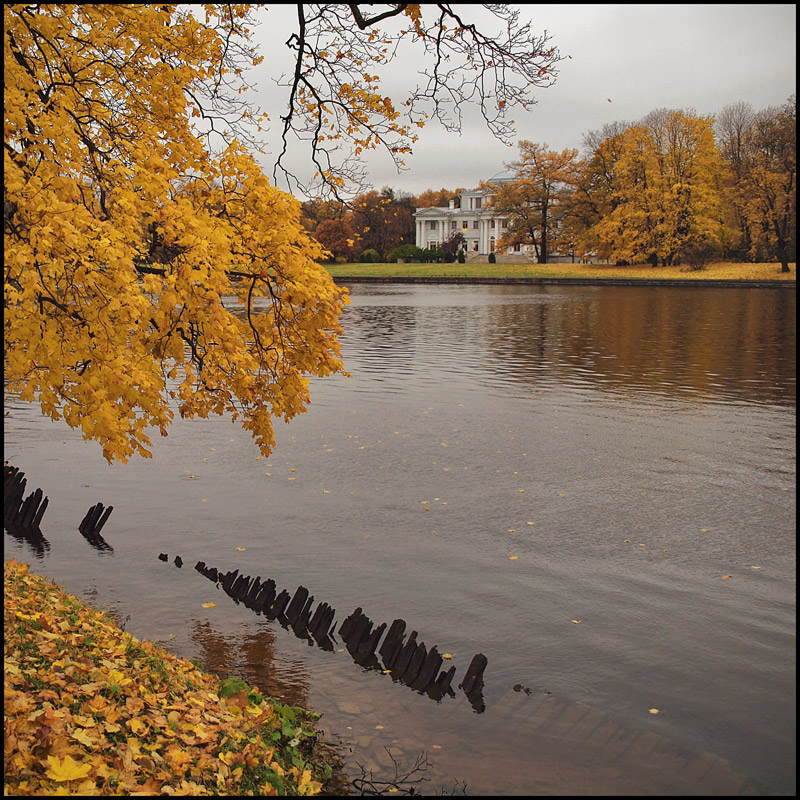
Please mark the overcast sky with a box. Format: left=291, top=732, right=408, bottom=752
left=246, top=4, right=796, bottom=197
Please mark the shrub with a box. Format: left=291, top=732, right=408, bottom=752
left=488, top=252, right=496, bottom=263
left=387, top=243, right=424, bottom=263
left=680, top=237, right=719, bottom=272
left=359, top=248, right=380, bottom=263
left=457, top=249, right=466, bottom=263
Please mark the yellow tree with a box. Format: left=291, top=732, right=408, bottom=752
left=572, top=122, right=629, bottom=261
left=5, top=4, right=561, bottom=463
left=482, top=141, right=579, bottom=263
left=415, top=188, right=464, bottom=209
left=740, top=97, right=796, bottom=272
left=588, top=109, right=724, bottom=266
left=4, top=4, right=350, bottom=463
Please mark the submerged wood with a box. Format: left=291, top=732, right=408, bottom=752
left=181, top=558, right=483, bottom=708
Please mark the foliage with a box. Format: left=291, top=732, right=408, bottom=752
left=414, top=188, right=465, bottom=209
left=441, top=231, right=466, bottom=260
left=728, top=97, right=796, bottom=272
left=359, top=248, right=381, bottom=263
left=4, top=559, right=334, bottom=796
left=488, top=252, right=497, bottom=263
left=387, top=243, right=425, bottom=262
left=583, top=109, right=725, bottom=266
left=4, top=4, right=349, bottom=464
left=457, top=249, right=466, bottom=263
left=312, top=217, right=359, bottom=262
left=482, top=141, right=579, bottom=263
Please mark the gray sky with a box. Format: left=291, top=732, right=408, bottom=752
left=247, top=4, right=796, bottom=197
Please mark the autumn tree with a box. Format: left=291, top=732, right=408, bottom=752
left=482, top=141, right=579, bottom=263
left=586, top=109, right=724, bottom=266
left=312, top=218, right=359, bottom=262
left=715, top=101, right=757, bottom=260
left=415, top=188, right=464, bottom=209
left=348, top=188, right=416, bottom=259
left=441, top=231, right=466, bottom=262
left=4, top=4, right=351, bottom=463
left=4, top=4, right=562, bottom=463
left=739, top=97, right=796, bottom=272
left=571, top=122, right=629, bottom=261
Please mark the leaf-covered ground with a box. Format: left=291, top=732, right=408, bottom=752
left=4, top=559, right=337, bottom=796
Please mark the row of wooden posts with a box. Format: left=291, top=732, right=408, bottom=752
left=172, top=557, right=487, bottom=711
left=4, top=463, right=488, bottom=711
left=4, top=464, right=114, bottom=556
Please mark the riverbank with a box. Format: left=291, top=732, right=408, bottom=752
left=324, top=260, right=795, bottom=286
left=4, top=559, right=340, bottom=796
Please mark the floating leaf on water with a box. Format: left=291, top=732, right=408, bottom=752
left=235, top=547, right=245, bottom=551
left=571, top=620, right=581, bottom=624
left=202, top=602, right=216, bottom=608
left=509, top=556, right=518, bottom=560
left=649, top=708, right=660, bottom=714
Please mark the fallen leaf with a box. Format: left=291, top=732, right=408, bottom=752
left=202, top=602, right=216, bottom=608
left=508, top=556, right=518, bottom=560
left=45, top=754, right=92, bottom=782
left=571, top=620, right=581, bottom=624
left=649, top=708, right=660, bottom=714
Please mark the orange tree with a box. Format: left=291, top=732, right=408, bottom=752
left=4, top=4, right=561, bottom=462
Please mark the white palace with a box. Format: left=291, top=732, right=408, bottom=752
left=413, top=176, right=537, bottom=258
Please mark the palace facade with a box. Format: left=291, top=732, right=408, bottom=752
left=413, top=181, right=537, bottom=257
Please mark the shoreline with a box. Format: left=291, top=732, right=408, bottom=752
left=329, top=274, right=796, bottom=289
left=4, top=559, right=343, bottom=796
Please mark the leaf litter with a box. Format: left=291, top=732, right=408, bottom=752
left=4, top=560, right=335, bottom=795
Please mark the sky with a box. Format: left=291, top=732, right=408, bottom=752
left=246, top=4, right=796, bottom=198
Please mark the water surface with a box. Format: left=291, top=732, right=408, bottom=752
left=5, top=283, right=795, bottom=795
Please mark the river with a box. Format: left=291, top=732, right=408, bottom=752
left=4, top=282, right=796, bottom=795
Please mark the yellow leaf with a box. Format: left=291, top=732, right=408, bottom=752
left=71, top=729, right=94, bottom=747
left=45, top=754, right=92, bottom=782
left=442, top=653, right=452, bottom=660
left=236, top=547, right=246, bottom=551
left=127, top=718, right=147, bottom=735
left=508, top=555, right=518, bottom=560
left=649, top=708, right=660, bottom=714
left=571, top=620, right=581, bottom=624
left=202, top=602, right=216, bottom=608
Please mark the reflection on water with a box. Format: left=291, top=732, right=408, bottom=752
left=337, top=284, right=795, bottom=407
left=4, top=283, right=795, bottom=796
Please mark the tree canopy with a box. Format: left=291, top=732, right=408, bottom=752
left=4, top=4, right=563, bottom=462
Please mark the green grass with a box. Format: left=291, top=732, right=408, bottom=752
left=324, top=261, right=795, bottom=281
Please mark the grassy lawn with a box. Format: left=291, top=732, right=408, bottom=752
left=324, top=261, right=795, bottom=281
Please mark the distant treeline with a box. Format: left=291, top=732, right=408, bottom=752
left=303, top=98, right=796, bottom=272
